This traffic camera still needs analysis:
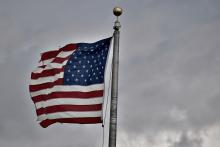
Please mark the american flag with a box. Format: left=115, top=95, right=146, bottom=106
left=29, top=37, right=112, bottom=128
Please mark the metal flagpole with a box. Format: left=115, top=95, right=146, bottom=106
left=109, top=7, right=122, bottom=147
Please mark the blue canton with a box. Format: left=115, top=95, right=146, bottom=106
left=64, top=37, right=112, bottom=85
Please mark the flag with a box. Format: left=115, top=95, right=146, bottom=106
left=29, top=37, right=112, bottom=128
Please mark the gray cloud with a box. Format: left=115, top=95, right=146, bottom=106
left=170, top=132, right=203, bottom=147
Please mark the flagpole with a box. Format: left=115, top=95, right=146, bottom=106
left=109, top=7, right=122, bottom=147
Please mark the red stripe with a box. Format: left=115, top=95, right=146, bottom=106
left=49, top=91, right=104, bottom=98
left=32, top=90, right=104, bottom=103
left=41, top=50, right=60, bottom=61
left=36, top=108, right=46, bottom=116
left=29, top=78, right=63, bottom=92
left=40, top=44, right=77, bottom=61
left=36, top=104, right=102, bottom=116
left=60, top=44, right=77, bottom=52
left=40, top=117, right=102, bottom=128
left=52, top=56, right=70, bottom=63
left=31, top=68, right=64, bottom=79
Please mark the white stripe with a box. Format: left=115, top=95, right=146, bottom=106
left=31, top=84, right=104, bottom=97
left=30, top=72, right=64, bottom=85
left=57, top=50, right=75, bottom=58
left=35, top=97, right=103, bottom=109
left=33, top=67, right=44, bottom=74
left=37, top=114, right=47, bottom=121
left=38, top=111, right=102, bottom=121
left=45, top=61, right=67, bottom=70
left=42, top=58, right=54, bottom=65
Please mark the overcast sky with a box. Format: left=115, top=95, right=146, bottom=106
left=1, top=0, right=220, bottom=147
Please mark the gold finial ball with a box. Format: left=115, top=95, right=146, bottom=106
left=113, top=7, right=122, bottom=17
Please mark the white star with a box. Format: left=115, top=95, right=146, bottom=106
left=81, top=74, right=84, bottom=77
left=70, top=61, right=72, bottom=63
left=72, top=74, right=74, bottom=77
left=84, top=56, right=86, bottom=59
left=77, top=70, right=80, bottom=73
left=75, top=78, right=78, bottom=81
left=79, top=60, right=81, bottom=64
left=66, top=78, right=70, bottom=81
left=83, top=65, right=86, bottom=68
left=96, top=77, right=98, bottom=79
left=73, top=65, right=76, bottom=68
left=68, top=69, right=71, bottom=72
left=86, top=70, right=89, bottom=73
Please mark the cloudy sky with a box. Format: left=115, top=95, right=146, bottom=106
left=1, top=0, right=220, bottom=147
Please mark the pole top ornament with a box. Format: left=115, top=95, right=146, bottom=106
left=113, top=7, right=122, bottom=17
